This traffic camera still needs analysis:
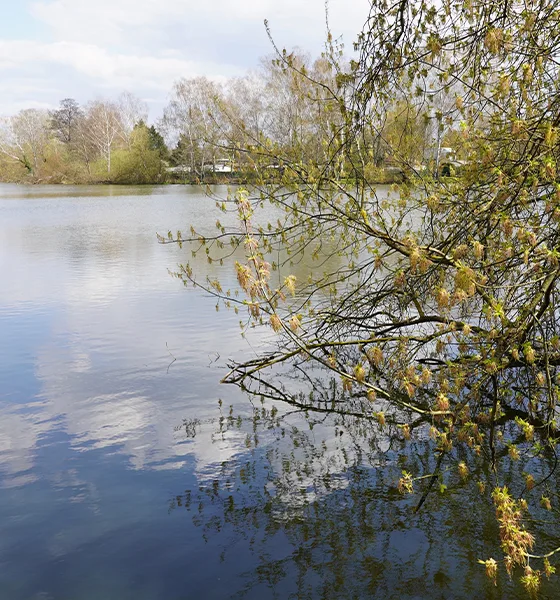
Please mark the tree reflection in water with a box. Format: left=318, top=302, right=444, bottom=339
left=170, top=376, right=560, bottom=599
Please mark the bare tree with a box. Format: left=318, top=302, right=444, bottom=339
left=162, top=77, right=225, bottom=176
left=83, top=100, right=122, bottom=174
left=117, top=91, right=148, bottom=148
left=0, top=109, right=51, bottom=176
left=50, top=98, right=82, bottom=144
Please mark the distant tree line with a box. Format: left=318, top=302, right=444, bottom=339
left=162, top=50, right=457, bottom=184
left=0, top=92, right=169, bottom=184
left=0, top=50, right=455, bottom=184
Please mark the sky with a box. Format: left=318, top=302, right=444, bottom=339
left=0, top=0, right=370, bottom=120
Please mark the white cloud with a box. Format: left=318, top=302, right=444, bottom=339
left=0, top=38, right=233, bottom=114
left=0, top=0, right=370, bottom=117
left=30, top=0, right=368, bottom=48
left=0, top=39, right=214, bottom=88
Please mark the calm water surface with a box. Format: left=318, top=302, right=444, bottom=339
left=0, top=184, right=555, bottom=599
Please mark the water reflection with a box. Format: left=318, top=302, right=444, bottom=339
left=0, top=184, right=558, bottom=599
left=172, top=400, right=560, bottom=599
left=0, top=184, right=252, bottom=469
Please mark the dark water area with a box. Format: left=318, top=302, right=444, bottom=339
left=0, top=184, right=557, bottom=599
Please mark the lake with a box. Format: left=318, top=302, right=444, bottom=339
left=0, top=184, right=556, bottom=599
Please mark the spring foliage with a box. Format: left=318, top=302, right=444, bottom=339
left=162, top=0, right=560, bottom=592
